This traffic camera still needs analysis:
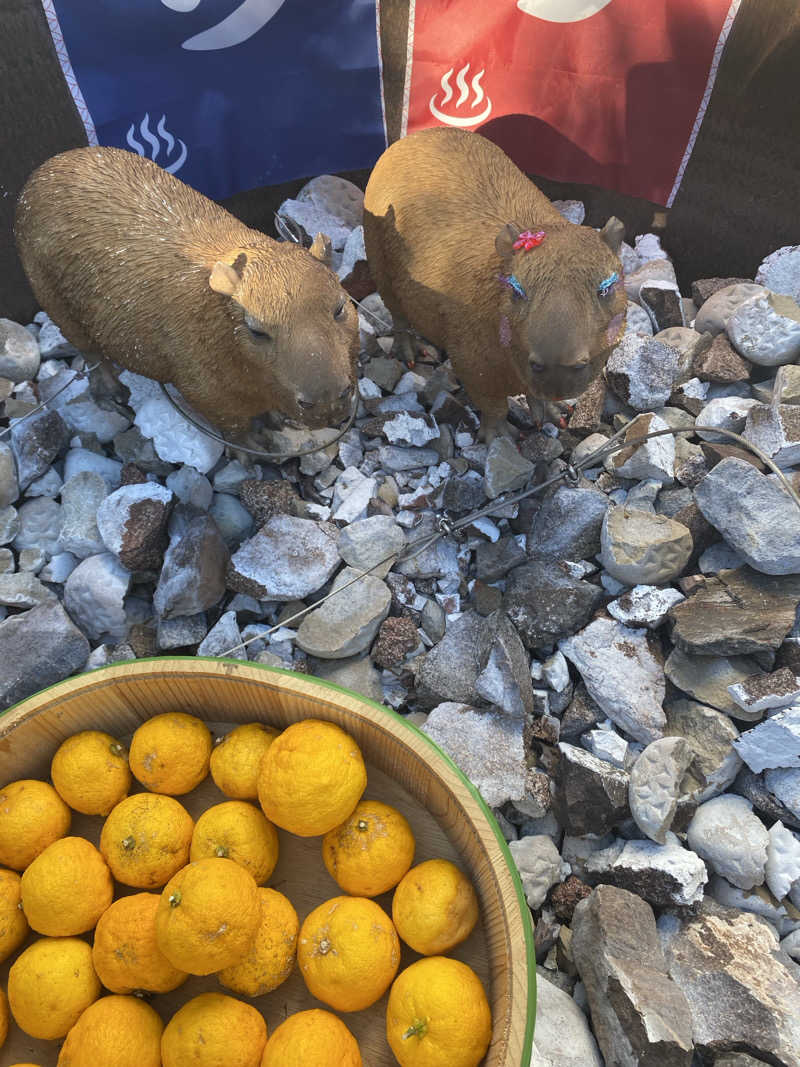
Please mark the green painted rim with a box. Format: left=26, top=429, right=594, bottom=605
left=3, top=654, right=536, bottom=1061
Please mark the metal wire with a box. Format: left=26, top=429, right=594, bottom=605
left=0, top=360, right=101, bottom=440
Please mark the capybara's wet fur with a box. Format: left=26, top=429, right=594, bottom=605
left=364, top=128, right=627, bottom=438
left=15, top=148, right=359, bottom=434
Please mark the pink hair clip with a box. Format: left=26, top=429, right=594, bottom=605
left=513, top=230, right=546, bottom=252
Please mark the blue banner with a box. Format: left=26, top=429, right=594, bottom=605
left=44, top=0, right=386, bottom=201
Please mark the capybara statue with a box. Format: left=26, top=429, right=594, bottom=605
left=15, top=147, right=359, bottom=435
left=363, top=128, right=626, bottom=438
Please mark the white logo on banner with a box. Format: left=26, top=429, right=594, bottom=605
left=126, top=114, right=188, bottom=174
left=160, top=0, right=288, bottom=50
left=517, top=0, right=613, bottom=22
left=429, top=65, right=492, bottom=127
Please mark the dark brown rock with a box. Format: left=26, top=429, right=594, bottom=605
left=569, top=376, right=608, bottom=435
left=472, top=580, right=503, bottom=616
left=700, top=441, right=766, bottom=471
left=640, top=285, right=684, bottom=331
left=691, top=277, right=753, bottom=306
left=503, top=561, right=604, bottom=650
left=117, top=495, right=174, bottom=571
left=371, top=615, right=419, bottom=668
left=550, top=875, right=593, bottom=922
left=475, top=536, right=527, bottom=582
left=120, top=462, right=148, bottom=485
left=560, top=682, right=604, bottom=741
left=694, top=333, right=751, bottom=383
left=239, top=479, right=301, bottom=527
left=554, top=743, right=630, bottom=837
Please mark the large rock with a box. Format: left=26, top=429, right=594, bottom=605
left=695, top=395, right=759, bottom=442
left=599, top=506, right=692, bottom=586
left=693, top=332, right=751, bottom=383
left=196, top=611, right=246, bottom=660
left=508, top=835, right=569, bottom=909
left=629, top=737, right=693, bottom=844
left=744, top=402, right=800, bottom=468
left=0, top=571, right=55, bottom=609
left=38, top=365, right=130, bottom=442
left=585, top=832, right=708, bottom=908
left=308, top=653, right=384, bottom=704
left=12, top=497, right=62, bottom=559
left=659, top=902, right=800, bottom=1064
left=733, top=706, right=800, bottom=774
left=726, top=290, right=800, bottom=366
left=295, top=567, right=390, bottom=659
left=154, top=515, right=230, bottom=618
left=554, top=743, right=630, bottom=836
left=668, top=567, right=800, bottom=657
left=503, top=561, right=603, bottom=650
left=474, top=613, right=535, bottom=717
left=560, top=618, right=666, bottom=744
left=227, top=515, right=339, bottom=601
left=57, top=472, right=108, bottom=559
left=607, top=412, right=675, bottom=483
left=530, top=974, right=604, bottom=1067
left=687, top=794, right=768, bottom=890
left=0, top=318, right=40, bottom=382
left=694, top=282, right=765, bottom=335
left=414, top=611, right=494, bottom=708
left=475, top=536, right=526, bottom=582
left=606, top=334, right=681, bottom=411
left=756, top=244, right=800, bottom=300
left=337, top=515, right=405, bottom=579
left=64, top=553, right=131, bottom=643
left=96, top=482, right=175, bottom=571
left=571, top=885, right=694, bottom=1066
left=664, top=647, right=764, bottom=719
left=0, top=601, right=90, bottom=710
left=10, top=408, right=69, bottom=490
left=664, top=699, right=742, bottom=803
left=527, top=486, right=609, bottom=562
left=483, top=436, right=534, bottom=498
left=694, top=458, right=800, bottom=574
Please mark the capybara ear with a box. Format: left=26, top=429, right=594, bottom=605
left=600, top=216, right=625, bottom=255
left=208, top=261, right=242, bottom=296
left=495, top=222, right=522, bottom=259
left=309, top=232, right=333, bottom=268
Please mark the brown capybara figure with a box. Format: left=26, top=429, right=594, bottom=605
left=363, top=128, right=627, bottom=438
left=15, top=147, right=359, bottom=435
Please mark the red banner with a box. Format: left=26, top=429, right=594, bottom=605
left=404, top=0, right=739, bottom=207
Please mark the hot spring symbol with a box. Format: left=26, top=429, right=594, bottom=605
left=126, top=114, right=188, bottom=175
left=429, top=65, right=492, bottom=128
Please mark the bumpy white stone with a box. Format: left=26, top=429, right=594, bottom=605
left=531, top=974, right=604, bottom=1067
left=765, top=821, right=800, bottom=900
left=687, top=794, right=769, bottom=890
left=727, top=291, right=800, bottom=366
left=508, top=835, right=570, bottom=909
left=542, top=650, right=570, bottom=692
left=757, top=245, right=800, bottom=300
left=331, top=466, right=377, bottom=522
left=64, top=552, right=131, bottom=643
left=38, top=366, right=130, bottom=442
left=744, top=403, right=800, bottom=467
left=629, top=737, right=693, bottom=843
left=733, top=706, right=800, bottom=773
left=608, top=584, right=685, bottom=629
left=228, top=515, right=340, bottom=601
left=694, top=282, right=765, bottom=336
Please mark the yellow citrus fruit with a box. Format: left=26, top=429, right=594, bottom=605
left=161, top=992, right=267, bottom=1067
left=8, top=936, right=100, bottom=1039
left=0, top=987, right=8, bottom=1048
left=50, top=730, right=132, bottom=816
left=129, top=712, right=212, bottom=794
left=21, top=836, right=113, bottom=936
left=392, top=859, right=479, bottom=955
left=386, top=956, right=492, bottom=1067
left=297, top=895, right=400, bottom=1012
left=257, top=719, right=367, bottom=837
left=218, top=887, right=298, bottom=997
left=260, top=1009, right=362, bottom=1067
left=0, top=779, right=71, bottom=870
left=56, top=994, right=163, bottom=1067
left=92, top=893, right=188, bottom=995
left=210, top=723, right=280, bottom=800
left=190, top=801, right=279, bottom=884
left=100, top=792, right=194, bottom=888
left=322, top=799, right=415, bottom=897
left=155, top=857, right=260, bottom=975
left=0, top=868, right=29, bottom=963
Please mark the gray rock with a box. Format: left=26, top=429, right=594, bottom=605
left=583, top=726, right=629, bottom=768
left=475, top=536, right=527, bottom=582
left=209, top=492, right=254, bottom=547
left=35, top=314, right=76, bottom=358
left=744, top=402, right=800, bottom=467
left=571, top=885, right=694, bottom=1067
left=337, top=515, right=405, bottom=578
left=766, top=820, right=800, bottom=900
left=608, top=584, right=685, bottom=628
left=421, top=701, right=526, bottom=807
left=694, top=282, right=765, bottom=335
left=664, top=699, right=742, bottom=803
left=0, top=548, right=12, bottom=574
left=227, top=515, right=339, bottom=601
left=278, top=174, right=363, bottom=250
left=757, top=244, right=800, bottom=300
left=606, top=334, right=681, bottom=411
left=57, top=472, right=108, bottom=559
left=64, top=552, right=131, bottom=643
left=585, top=831, right=708, bottom=908
left=0, top=318, right=40, bottom=382
left=63, top=447, right=122, bottom=489
left=0, top=571, right=55, bottom=608
left=765, top=767, right=800, bottom=823
left=166, top=466, right=213, bottom=511
left=552, top=199, right=586, bottom=224
left=607, top=412, right=675, bottom=482
left=10, top=408, right=69, bottom=489
left=694, top=458, right=800, bottom=575
left=508, top=835, right=569, bottom=909
left=154, top=515, right=229, bottom=618
left=395, top=515, right=459, bottom=580
left=212, top=459, right=253, bottom=495
left=308, top=653, right=384, bottom=704
left=659, top=901, right=800, bottom=1065
left=655, top=326, right=712, bottom=380
left=687, top=794, right=769, bottom=889
left=695, top=396, right=759, bottom=442
left=414, top=611, right=494, bottom=708
left=474, top=613, right=535, bottom=717
left=295, top=566, right=390, bottom=659
left=728, top=667, right=800, bottom=714
left=664, top=647, right=765, bottom=719
left=156, top=612, right=208, bottom=650
left=38, top=366, right=130, bottom=442
left=0, top=507, right=19, bottom=546
left=629, top=737, right=693, bottom=843
left=442, top=473, right=485, bottom=513
left=530, top=973, right=604, bottom=1067
left=560, top=618, right=666, bottom=744
left=733, top=706, right=800, bottom=773
left=12, top=497, right=62, bottom=559
left=625, top=257, right=679, bottom=301
left=504, top=561, right=603, bottom=650
left=626, top=300, right=655, bottom=337
left=554, top=743, right=630, bottom=836
left=112, top=427, right=171, bottom=478
left=600, top=505, right=692, bottom=586
left=378, top=411, right=439, bottom=447
left=18, top=547, right=44, bottom=574
left=377, top=445, right=439, bottom=473
left=0, top=443, right=18, bottom=510
left=0, top=600, right=90, bottom=710
left=196, top=610, right=246, bottom=660
left=420, top=597, right=447, bottom=643
left=698, top=541, right=745, bottom=573
left=727, top=290, right=800, bottom=366
left=484, top=437, right=534, bottom=499
left=330, top=466, right=376, bottom=522
left=25, top=467, right=62, bottom=498
left=527, top=487, right=609, bottom=562
left=96, top=481, right=174, bottom=571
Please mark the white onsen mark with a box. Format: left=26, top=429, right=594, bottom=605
left=126, top=114, right=188, bottom=174
left=159, top=0, right=288, bottom=51
left=429, top=64, right=492, bottom=127
left=517, top=0, right=613, bottom=22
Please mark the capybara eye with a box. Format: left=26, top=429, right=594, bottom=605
left=297, top=397, right=315, bottom=410
left=530, top=360, right=545, bottom=373
left=334, top=299, right=348, bottom=321
left=248, top=324, right=271, bottom=341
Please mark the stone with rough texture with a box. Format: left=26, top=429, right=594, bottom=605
left=64, top=447, right=122, bottom=489
left=57, top=472, right=108, bottom=559
left=560, top=618, right=666, bottom=744
left=527, top=487, right=609, bottom=562
left=0, top=572, right=55, bottom=609
left=530, top=974, right=604, bottom=1067
left=504, top=561, right=603, bottom=650
left=606, top=334, right=681, bottom=411
left=227, top=515, right=339, bottom=601
left=654, top=326, right=710, bottom=381
left=0, top=318, right=40, bottom=382
left=296, top=566, right=390, bottom=659
left=422, top=701, right=526, bottom=807
left=727, top=290, right=800, bottom=366
left=38, top=366, right=130, bottom=442
left=337, top=515, right=405, bottom=578
left=278, top=174, right=363, bottom=250
left=757, top=244, right=800, bottom=300
left=728, top=666, right=800, bottom=714
left=414, top=611, right=494, bottom=708
left=96, top=482, right=174, bottom=571
left=196, top=611, right=246, bottom=660
left=766, top=820, right=800, bottom=900
left=166, top=467, right=213, bottom=511
left=608, top=585, right=685, bottom=628
left=475, top=536, right=526, bottom=582
left=371, top=616, right=419, bottom=668
left=669, top=567, right=800, bottom=657
left=474, top=613, right=535, bottom=717
left=765, top=768, right=800, bottom=822
left=12, top=497, right=62, bottom=559
left=10, top=408, right=69, bottom=490
left=695, top=458, right=800, bottom=575
left=154, top=515, right=229, bottom=618
left=571, top=885, right=694, bottom=1067
left=664, top=699, right=742, bottom=803
left=733, top=706, right=800, bottom=773
left=584, top=726, right=629, bottom=768
left=687, top=794, right=768, bottom=890
left=309, top=654, right=384, bottom=703
left=693, top=332, right=752, bottom=382
left=0, top=507, right=19, bottom=547
left=156, top=612, right=208, bottom=650
left=665, top=647, right=766, bottom=719
left=508, top=835, right=570, bottom=909
left=691, top=277, right=754, bottom=307
left=585, top=832, right=708, bottom=908
left=600, top=506, right=692, bottom=586
left=484, top=437, right=534, bottom=499
left=0, top=442, right=18, bottom=509
left=624, top=257, right=678, bottom=302
left=0, top=600, right=90, bottom=710
left=694, top=282, right=765, bottom=335
left=209, top=493, right=253, bottom=547
left=659, top=902, right=800, bottom=1065
left=64, top=553, right=131, bottom=643
left=629, top=737, right=693, bottom=843
left=695, top=396, right=759, bottom=442
left=744, top=402, right=800, bottom=467
left=239, top=480, right=300, bottom=526
left=608, top=412, right=675, bottom=483
left=554, top=743, right=630, bottom=836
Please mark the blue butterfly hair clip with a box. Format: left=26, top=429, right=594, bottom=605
left=498, top=273, right=528, bottom=301
left=598, top=271, right=620, bottom=298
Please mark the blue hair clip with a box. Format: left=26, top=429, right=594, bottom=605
left=598, top=271, right=620, bottom=297
left=498, top=273, right=527, bottom=300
